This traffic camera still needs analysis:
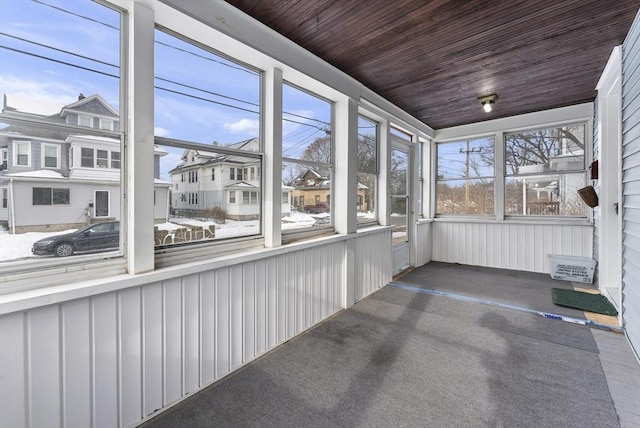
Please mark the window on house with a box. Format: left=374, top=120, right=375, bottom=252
left=357, top=115, right=378, bottom=225
left=154, top=28, right=261, bottom=248
left=0, top=148, right=7, bottom=167
left=97, top=150, right=109, bottom=168
left=2, top=188, right=7, bottom=208
left=99, top=118, right=113, bottom=130
left=436, top=137, right=495, bottom=215
left=282, top=192, right=289, bottom=204
left=293, top=196, right=298, bottom=206
left=281, top=83, right=333, bottom=235
left=33, top=187, right=70, bottom=205
left=505, top=124, right=586, bottom=217
left=42, top=144, right=59, bottom=168
left=14, top=141, right=31, bottom=166
left=0, top=0, right=121, bottom=269
left=111, top=151, right=120, bottom=169
left=242, top=191, right=258, bottom=204
left=188, top=192, right=198, bottom=205
left=78, top=115, right=93, bottom=127
left=81, top=148, right=94, bottom=167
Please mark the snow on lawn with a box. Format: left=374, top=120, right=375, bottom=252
left=0, top=228, right=78, bottom=261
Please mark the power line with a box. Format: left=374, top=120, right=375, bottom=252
left=0, top=45, right=119, bottom=79
left=1, top=43, right=325, bottom=130
left=29, top=0, right=259, bottom=75
left=31, top=0, right=118, bottom=30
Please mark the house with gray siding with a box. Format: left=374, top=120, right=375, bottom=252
left=0, top=94, right=172, bottom=232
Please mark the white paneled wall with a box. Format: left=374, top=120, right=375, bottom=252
left=354, top=229, right=393, bottom=300
left=0, top=230, right=391, bottom=428
left=432, top=221, right=593, bottom=273
left=415, top=220, right=433, bottom=267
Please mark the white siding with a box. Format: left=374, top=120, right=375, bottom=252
left=432, top=221, right=593, bottom=273
left=622, top=10, right=640, bottom=357
left=0, top=231, right=390, bottom=427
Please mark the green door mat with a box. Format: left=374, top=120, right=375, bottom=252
left=551, top=288, right=618, bottom=316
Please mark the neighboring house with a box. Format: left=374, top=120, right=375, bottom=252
left=169, top=137, right=292, bottom=220
left=291, top=168, right=370, bottom=212
left=0, top=93, right=172, bottom=233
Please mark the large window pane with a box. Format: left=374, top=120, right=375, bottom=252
left=357, top=115, right=378, bottom=225
left=505, top=124, right=585, bottom=175
left=154, top=29, right=260, bottom=147
left=436, top=137, right=494, bottom=215
left=437, top=179, right=495, bottom=214
left=154, top=30, right=262, bottom=247
left=505, top=124, right=586, bottom=217
left=505, top=173, right=587, bottom=216
left=0, top=0, right=121, bottom=262
left=283, top=161, right=331, bottom=230
left=282, top=84, right=332, bottom=234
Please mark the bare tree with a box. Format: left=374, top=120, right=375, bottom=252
left=300, top=136, right=331, bottom=164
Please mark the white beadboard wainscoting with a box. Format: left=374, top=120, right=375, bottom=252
left=415, top=219, right=434, bottom=268
left=0, top=228, right=391, bottom=428
left=432, top=220, right=594, bottom=273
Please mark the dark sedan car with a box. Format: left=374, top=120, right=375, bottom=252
left=32, top=221, right=120, bottom=257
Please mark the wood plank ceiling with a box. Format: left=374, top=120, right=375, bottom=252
left=224, top=0, right=639, bottom=130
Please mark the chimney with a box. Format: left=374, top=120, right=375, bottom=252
left=78, top=93, right=85, bottom=101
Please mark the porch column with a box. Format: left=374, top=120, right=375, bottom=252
left=263, top=68, right=283, bottom=247
left=125, top=2, right=155, bottom=273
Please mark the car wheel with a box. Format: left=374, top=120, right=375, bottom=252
left=54, top=242, right=74, bottom=257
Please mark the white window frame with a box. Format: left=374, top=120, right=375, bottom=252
left=99, top=118, right=114, bottom=131
left=432, top=104, right=593, bottom=222
left=357, top=113, right=380, bottom=226
left=229, top=190, right=236, bottom=203
left=0, top=148, right=7, bottom=165
left=242, top=190, right=258, bottom=204
left=13, top=140, right=31, bottom=167
left=111, top=151, right=121, bottom=169
left=434, top=136, right=496, bottom=216
left=96, top=149, right=109, bottom=168
left=41, top=143, right=61, bottom=169
left=81, top=147, right=94, bottom=168
left=78, top=114, right=93, bottom=127
left=503, top=123, right=587, bottom=218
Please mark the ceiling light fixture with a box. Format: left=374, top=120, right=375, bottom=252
left=478, top=94, right=498, bottom=113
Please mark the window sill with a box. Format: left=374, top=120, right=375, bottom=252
left=0, top=253, right=127, bottom=296
left=434, top=215, right=592, bottom=226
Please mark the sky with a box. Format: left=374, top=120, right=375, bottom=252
left=0, top=0, right=335, bottom=180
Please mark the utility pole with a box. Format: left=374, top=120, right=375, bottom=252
left=459, top=142, right=482, bottom=210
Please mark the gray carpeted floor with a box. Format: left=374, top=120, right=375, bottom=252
left=141, top=262, right=620, bottom=428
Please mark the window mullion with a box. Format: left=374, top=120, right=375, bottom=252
left=495, top=131, right=505, bottom=220
left=125, top=2, right=155, bottom=273
left=263, top=67, right=283, bottom=247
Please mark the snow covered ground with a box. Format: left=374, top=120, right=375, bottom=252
left=0, top=211, right=324, bottom=262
